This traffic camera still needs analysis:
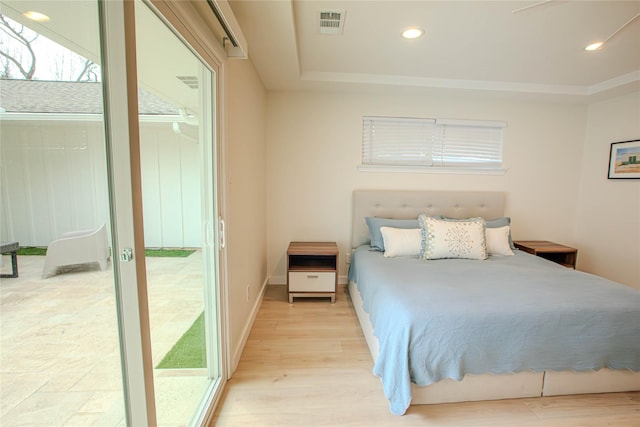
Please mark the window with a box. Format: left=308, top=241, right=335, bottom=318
left=361, top=116, right=506, bottom=173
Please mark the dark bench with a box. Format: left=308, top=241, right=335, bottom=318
left=1, top=242, right=19, bottom=278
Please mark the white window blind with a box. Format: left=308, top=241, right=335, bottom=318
left=362, top=116, right=505, bottom=172
left=362, top=117, right=436, bottom=166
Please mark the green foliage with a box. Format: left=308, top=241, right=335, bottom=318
left=156, top=312, right=206, bottom=369
left=15, top=247, right=195, bottom=257
left=144, top=249, right=195, bottom=257
left=16, top=247, right=47, bottom=256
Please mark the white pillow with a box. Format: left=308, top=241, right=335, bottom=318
left=380, top=227, right=422, bottom=258
left=486, top=226, right=515, bottom=256
left=419, top=216, right=487, bottom=260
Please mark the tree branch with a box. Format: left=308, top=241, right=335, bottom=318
left=75, top=59, right=96, bottom=81
left=0, top=13, right=37, bottom=79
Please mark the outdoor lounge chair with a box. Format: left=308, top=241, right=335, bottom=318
left=42, top=224, right=110, bottom=278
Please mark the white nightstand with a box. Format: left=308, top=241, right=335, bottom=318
left=287, top=241, right=338, bottom=303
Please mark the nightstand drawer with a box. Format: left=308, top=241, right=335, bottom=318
left=288, top=271, right=336, bottom=292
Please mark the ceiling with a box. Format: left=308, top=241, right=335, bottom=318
left=228, top=0, right=640, bottom=99
left=0, top=0, right=203, bottom=115
left=2, top=0, right=638, bottom=102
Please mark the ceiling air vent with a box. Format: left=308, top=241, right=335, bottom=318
left=176, top=76, right=199, bottom=89
left=319, top=9, right=345, bottom=35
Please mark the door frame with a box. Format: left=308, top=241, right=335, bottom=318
left=141, top=2, right=230, bottom=424
left=99, top=0, right=157, bottom=425
left=100, top=0, right=229, bottom=425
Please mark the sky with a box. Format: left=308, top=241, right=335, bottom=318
left=615, top=145, right=640, bottom=161
left=1, top=16, right=100, bottom=81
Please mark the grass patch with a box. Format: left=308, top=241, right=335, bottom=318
left=17, top=247, right=47, bottom=256
left=144, top=248, right=195, bottom=257
left=156, top=312, right=206, bottom=369
left=15, top=247, right=194, bottom=257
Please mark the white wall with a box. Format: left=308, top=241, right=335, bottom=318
left=575, top=91, right=640, bottom=289
left=224, top=58, right=268, bottom=371
left=140, top=122, right=201, bottom=248
left=0, top=120, right=110, bottom=246
left=0, top=119, right=200, bottom=248
left=266, top=90, right=589, bottom=283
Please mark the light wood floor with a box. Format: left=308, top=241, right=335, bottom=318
left=211, top=285, right=640, bottom=426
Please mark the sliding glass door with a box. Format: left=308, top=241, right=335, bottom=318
left=0, top=0, right=224, bottom=425
left=0, top=1, right=128, bottom=425
left=134, top=2, right=222, bottom=425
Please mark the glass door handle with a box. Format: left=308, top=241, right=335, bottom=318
left=219, top=218, right=226, bottom=249
left=120, top=248, right=133, bottom=262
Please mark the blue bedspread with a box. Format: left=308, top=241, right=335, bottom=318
left=348, top=246, right=640, bottom=415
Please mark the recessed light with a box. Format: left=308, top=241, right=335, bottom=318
left=401, top=27, right=425, bottom=39
left=23, top=11, right=50, bottom=22
left=585, top=41, right=604, bottom=51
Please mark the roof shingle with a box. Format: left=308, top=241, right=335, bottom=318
left=0, top=79, right=179, bottom=115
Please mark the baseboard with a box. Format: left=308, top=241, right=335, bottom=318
left=229, top=276, right=268, bottom=376
left=230, top=274, right=346, bottom=373
left=269, top=275, right=286, bottom=285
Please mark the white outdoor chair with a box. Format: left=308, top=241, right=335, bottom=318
left=42, top=224, right=110, bottom=278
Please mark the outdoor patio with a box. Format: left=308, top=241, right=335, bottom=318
left=0, top=250, right=209, bottom=426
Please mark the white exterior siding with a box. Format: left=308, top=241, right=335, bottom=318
left=0, top=117, right=200, bottom=248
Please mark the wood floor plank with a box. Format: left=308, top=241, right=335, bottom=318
left=211, top=285, right=640, bottom=426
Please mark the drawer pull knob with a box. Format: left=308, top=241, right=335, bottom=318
left=307, top=274, right=319, bottom=279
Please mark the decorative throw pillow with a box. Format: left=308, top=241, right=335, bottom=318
left=418, top=214, right=481, bottom=252
left=485, top=217, right=516, bottom=249
left=380, top=227, right=422, bottom=258
left=365, top=217, right=419, bottom=251
left=485, top=226, right=515, bottom=256
left=419, top=216, right=487, bottom=260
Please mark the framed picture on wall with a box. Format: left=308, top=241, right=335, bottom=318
left=608, top=139, right=640, bottom=179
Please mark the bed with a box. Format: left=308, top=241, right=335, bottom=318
left=347, top=190, right=640, bottom=415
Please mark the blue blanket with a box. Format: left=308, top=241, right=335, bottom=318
left=348, top=246, right=640, bottom=415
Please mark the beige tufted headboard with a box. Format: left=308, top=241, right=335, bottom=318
left=352, top=190, right=505, bottom=249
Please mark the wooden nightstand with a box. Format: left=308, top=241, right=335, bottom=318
left=287, top=242, right=338, bottom=303
left=514, top=240, right=577, bottom=269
